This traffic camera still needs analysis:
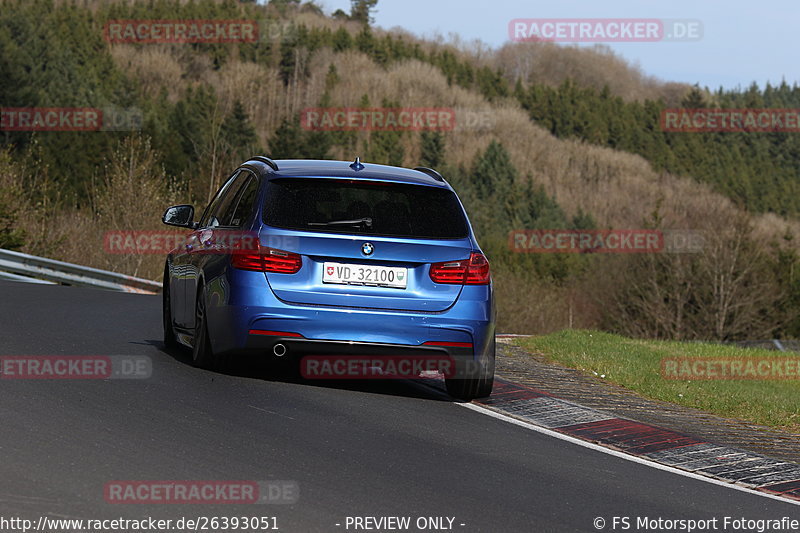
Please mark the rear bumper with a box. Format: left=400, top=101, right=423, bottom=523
left=205, top=270, right=495, bottom=363
left=245, top=334, right=472, bottom=356
left=244, top=334, right=480, bottom=379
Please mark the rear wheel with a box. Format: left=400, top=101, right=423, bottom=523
left=476, top=340, right=496, bottom=398
left=445, top=339, right=495, bottom=401
left=191, top=287, right=217, bottom=369
left=162, top=266, right=178, bottom=349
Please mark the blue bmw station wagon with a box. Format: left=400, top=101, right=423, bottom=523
left=162, top=157, right=495, bottom=400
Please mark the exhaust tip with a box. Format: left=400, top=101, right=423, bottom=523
left=273, top=343, right=287, bottom=357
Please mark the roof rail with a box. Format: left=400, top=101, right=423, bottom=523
left=413, top=166, right=445, bottom=182
left=250, top=156, right=279, bottom=171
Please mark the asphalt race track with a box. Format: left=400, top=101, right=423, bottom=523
left=0, top=280, right=797, bottom=532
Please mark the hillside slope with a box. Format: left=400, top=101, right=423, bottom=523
left=2, top=0, right=799, bottom=338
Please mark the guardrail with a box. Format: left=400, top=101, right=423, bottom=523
left=729, top=339, right=800, bottom=353
left=0, top=248, right=161, bottom=294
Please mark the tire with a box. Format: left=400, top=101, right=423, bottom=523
left=445, top=339, right=495, bottom=401
left=162, top=266, right=179, bottom=350
left=191, top=286, right=217, bottom=369
left=445, top=377, right=481, bottom=401
left=475, top=340, right=496, bottom=398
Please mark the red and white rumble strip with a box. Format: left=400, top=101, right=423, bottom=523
left=465, top=378, right=800, bottom=503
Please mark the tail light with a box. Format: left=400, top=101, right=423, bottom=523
left=429, top=252, right=490, bottom=285
left=232, top=241, right=302, bottom=273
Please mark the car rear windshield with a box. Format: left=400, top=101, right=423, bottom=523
left=263, top=178, right=470, bottom=239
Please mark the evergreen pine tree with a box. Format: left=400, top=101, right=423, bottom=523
left=350, top=0, right=378, bottom=26
left=221, top=101, right=260, bottom=163
left=419, top=131, right=445, bottom=168
left=269, top=118, right=305, bottom=159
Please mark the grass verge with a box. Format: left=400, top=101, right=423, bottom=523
left=515, top=330, right=800, bottom=434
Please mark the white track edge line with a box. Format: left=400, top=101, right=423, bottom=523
left=459, top=402, right=800, bottom=507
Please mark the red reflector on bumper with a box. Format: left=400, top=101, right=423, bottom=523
left=422, top=341, right=473, bottom=348
left=248, top=330, right=304, bottom=338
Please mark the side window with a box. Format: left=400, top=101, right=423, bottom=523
left=223, top=174, right=260, bottom=227
left=199, top=172, right=239, bottom=228
left=199, top=171, right=246, bottom=228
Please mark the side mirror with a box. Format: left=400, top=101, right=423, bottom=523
left=162, top=205, right=197, bottom=228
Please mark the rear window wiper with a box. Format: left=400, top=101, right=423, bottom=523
left=307, top=217, right=373, bottom=228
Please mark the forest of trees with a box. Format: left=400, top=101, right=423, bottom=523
left=3, top=0, right=800, bottom=340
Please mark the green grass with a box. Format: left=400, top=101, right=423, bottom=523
left=515, top=330, right=800, bottom=434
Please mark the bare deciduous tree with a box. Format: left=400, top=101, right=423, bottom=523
left=598, top=213, right=786, bottom=341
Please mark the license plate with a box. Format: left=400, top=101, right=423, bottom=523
left=322, top=262, right=407, bottom=289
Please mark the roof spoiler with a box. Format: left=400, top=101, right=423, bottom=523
left=249, top=156, right=279, bottom=171
left=414, top=166, right=445, bottom=182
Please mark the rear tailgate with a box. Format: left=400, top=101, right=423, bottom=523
left=263, top=231, right=472, bottom=312
left=259, top=177, right=474, bottom=312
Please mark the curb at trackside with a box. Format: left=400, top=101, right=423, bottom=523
left=471, top=376, right=800, bottom=504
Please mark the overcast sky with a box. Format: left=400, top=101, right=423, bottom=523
left=315, top=0, right=797, bottom=91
